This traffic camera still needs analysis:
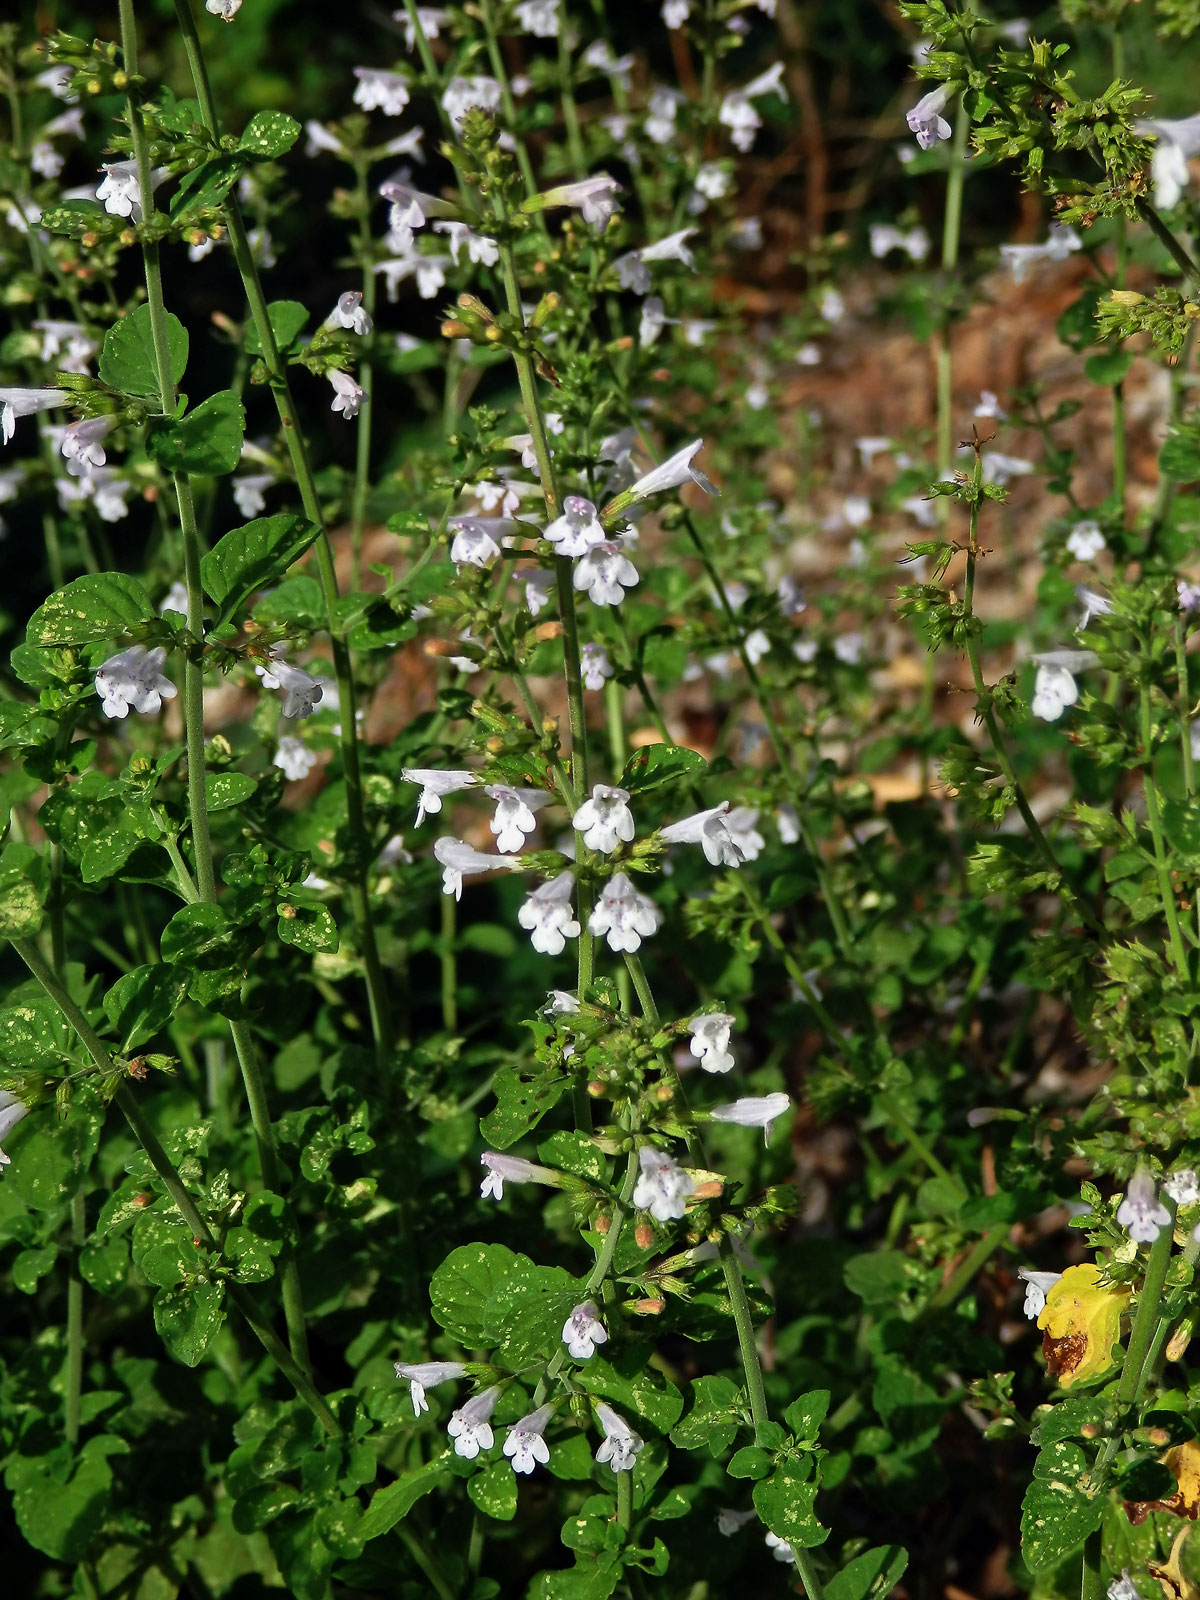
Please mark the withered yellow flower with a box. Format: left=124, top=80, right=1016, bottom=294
left=1036, top=1263, right=1130, bottom=1388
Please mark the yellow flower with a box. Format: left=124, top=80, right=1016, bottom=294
left=1036, top=1263, right=1130, bottom=1388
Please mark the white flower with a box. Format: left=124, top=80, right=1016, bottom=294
left=521, top=569, right=555, bottom=616
left=632, top=1145, right=694, bottom=1221
left=34, top=320, right=97, bottom=373
left=353, top=67, right=411, bottom=116
left=663, top=0, right=689, bottom=24
left=1, top=387, right=68, bottom=445
left=594, top=1403, right=644, bottom=1472
left=694, top=163, right=732, bottom=202
left=333, top=291, right=372, bottom=336
left=60, top=415, right=115, bottom=478
left=717, top=1508, right=758, bottom=1536
left=401, top=767, right=476, bottom=826
left=869, top=223, right=929, bottom=262
left=975, top=390, right=1006, bottom=419
left=1066, top=522, right=1105, bottom=562
left=1117, top=1169, right=1172, bottom=1245
left=328, top=370, right=364, bottom=419
left=645, top=87, right=684, bottom=144
left=574, top=542, right=640, bottom=606
left=95, top=646, right=177, bottom=720
left=766, top=1532, right=795, bottom=1563
left=1030, top=649, right=1098, bottom=722
left=711, top=1094, right=790, bottom=1141
left=233, top=473, right=273, bottom=520
left=574, top=785, right=635, bottom=854
left=87, top=470, right=131, bottom=522
left=1165, top=1169, right=1200, bottom=1206
left=205, top=0, right=242, bottom=17
left=541, top=174, right=623, bottom=228
left=688, top=1012, right=736, bottom=1074
left=447, top=1386, right=500, bottom=1458
left=376, top=835, right=413, bottom=870
left=273, top=736, right=317, bottom=782
left=450, top=516, right=504, bottom=569
left=305, top=120, right=344, bottom=156
left=626, top=440, right=715, bottom=502
left=375, top=251, right=450, bottom=302
left=999, top=228, right=1082, bottom=283
left=588, top=872, right=662, bottom=952
left=515, top=0, right=558, bottom=35
left=479, top=1151, right=559, bottom=1199
left=1181, top=580, right=1200, bottom=613
left=776, top=805, right=800, bottom=845
left=502, top=1403, right=555, bottom=1475
left=160, top=582, right=188, bottom=616
left=35, top=65, right=76, bottom=100
left=255, top=654, right=324, bottom=718
left=442, top=75, right=503, bottom=130
left=544, top=495, right=606, bottom=556
left=1107, top=1573, right=1140, bottom=1600
left=486, top=785, right=551, bottom=853
left=397, top=6, right=449, bottom=51
left=96, top=159, right=144, bottom=217
left=1076, top=586, right=1113, bottom=632
left=562, top=1301, right=608, bottom=1360
left=638, top=296, right=678, bottom=347
left=719, top=62, right=787, bottom=153
left=0, top=1091, right=29, bottom=1166
left=431, top=220, right=500, bottom=266
left=725, top=808, right=765, bottom=862
left=433, top=837, right=518, bottom=899
left=518, top=874, right=581, bottom=955
left=1016, top=1268, right=1063, bottom=1320
left=906, top=84, right=952, bottom=149
left=660, top=802, right=744, bottom=868
left=744, top=628, right=770, bottom=666
left=1135, top=114, right=1200, bottom=207
left=581, top=643, right=614, bottom=691
left=394, top=1359, right=466, bottom=1416
left=584, top=41, right=634, bottom=87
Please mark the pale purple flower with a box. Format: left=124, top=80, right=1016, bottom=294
left=710, top=1094, right=791, bottom=1141
left=450, top=517, right=504, bottom=569
left=688, top=1012, right=736, bottom=1074
left=663, top=0, right=689, bottom=23
left=1165, top=1170, right=1200, bottom=1206
left=581, top=643, right=614, bottom=691
left=401, top=767, right=476, bottom=827
left=1107, top=1573, right=1140, bottom=1600
left=594, top=1403, right=644, bottom=1472
left=1016, top=1268, right=1063, bottom=1320
left=574, top=785, right=635, bottom=854
left=503, top=1403, right=555, bottom=1474
left=725, top=807, right=765, bottom=862
left=60, top=415, right=115, bottom=478
left=205, top=0, right=242, bottom=17
left=353, top=67, right=411, bottom=116
left=515, top=0, right=558, bottom=35
left=394, top=1359, right=466, bottom=1416
left=434, top=837, right=518, bottom=899
left=1117, top=1169, right=1171, bottom=1245
left=545, top=495, right=606, bottom=556
left=1179, top=579, right=1200, bottom=611
left=273, top=736, right=317, bottom=783
left=999, top=228, right=1082, bottom=283
left=33, top=319, right=96, bottom=373
left=717, top=1508, right=758, bottom=1536
left=1, top=387, right=68, bottom=446
left=96, top=159, right=165, bottom=219
left=632, top=1145, right=693, bottom=1221
left=95, top=646, right=177, bottom=720
left=562, top=1301, right=608, bottom=1360
left=719, top=62, right=787, bottom=153
left=744, top=629, right=770, bottom=666
left=975, top=390, right=1006, bottom=419
left=766, top=1532, right=795, bottom=1563
left=442, top=75, right=503, bottom=130
left=233, top=473, right=273, bottom=520
left=0, top=1091, right=29, bottom=1167
left=328, top=370, right=364, bottom=419
left=588, top=872, right=662, bottom=952
left=574, top=542, right=639, bottom=606
left=255, top=654, right=324, bottom=718
left=397, top=6, right=449, bottom=51
left=540, top=174, right=623, bottom=228
left=626, top=440, right=715, bottom=503
left=518, top=874, right=581, bottom=955
left=486, top=784, right=551, bottom=852
left=160, top=582, right=188, bottom=616
left=906, top=84, right=952, bottom=150
left=479, top=1151, right=559, bottom=1200
left=333, top=291, right=372, bottom=336
left=1030, top=650, right=1098, bottom=722
left=521, top=569, right=555, bottom=616
left=447, top=1386, right=500, bottom=1458
left=431, top=220, right=500, bottom=267
left=1076, top=586, right=1113, bottom=631
left=660, top=803, right=744, bottom=868
left=776, top=805, right=800, bottom=845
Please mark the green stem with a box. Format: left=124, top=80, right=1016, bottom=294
left=557, top=25, right=586, bottom=177
left=479, top=1, right=540, bottom=203
left=1139, top=684, right=1190, bottom=979
left=880, top=1092, right=964, bottom=1193
left=349, top=155, right=377, bottom=592
left=396, top=1526, right=457, bottom=1600
left=936, top=108, right=968, bottom=516
left=925, top=1224, right=1008, bottom=1311
left=119, top=0, right=216, bottom=902
left=65, top=1189, right=86, bottom=1446
left=1134, top=199, right=1200, bottom=287
left=440, top=892, right=458, bottom=1032
left=173, top=0, right=393, bottom=1067
left=1095, top=1199, right=1176, bottom=1480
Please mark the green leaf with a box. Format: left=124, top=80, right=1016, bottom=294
left=620, top=743, right=707, bottom=795
left=103, top=965, right=184, bottom=1050
left=0, top=843, right=47, bottom=939
left=147, top=390, right=246, bottom=477
left=480, top=1262, right=584, bottom=1363
left=160, top=902, right=236, bottom=969
left=572, top=1354, right=684, bottom=1432
left=480, top=1065, right=569, bottom=1148
left=153, top=1280, right=226, bottom=1365
left=784, top=1389, right=831, bottom=1446
left=277, top=901, right=339, bottom=953
left=12, top=1243, right=57, bottom=1293
left=670, top=1376, right=743, bottom=1456
left=26, top=572, right=155, bottom=646
left=1020, top=1440, right=1105, bottom=1572
left=356, top=1460, right=450, bottom=1544
left=844, top=1250, right=912, bottom=1305
left=824, top=1545, right=909, bottom=1600
left=98, top=303, right=188, bottom=397
left=1083, top=348, right=1133, bottom=386
left=200, top=513, right=320, bottom=625
left=240, top=109, right=302, bottom=158
left=467, top=1461, right=518, bottom=1522
left=79, top=1238, right=129, bottom=1297
left=38, top=199, right=109, bottom=239
left=528, top=1552, right=622, bottom=1600
left=6, top=1106, right=102, bottom=1212
left=429, top=1242, right=527, bottom=1344
left=5, top=1434, right=129, bottom=1562
left=727, top=1446, right=772, bottom=1479
left=205, top=771, right=257, bottom=811
left=245, top=300, right=310, bottom=357
left=753, top=1456, right=829, bottom=1550
left=169, top=152, right=248, bottom=219
left=1160, top=422, right=1200, bottom=483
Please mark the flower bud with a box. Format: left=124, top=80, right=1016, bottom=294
left=534, top=621, right=564, bottom=642
left=635, top=1222, right=655, bottom=1249
left=631, top=1297, right=665, bottom=1315
left=587, top=1080, right=606, bottom=1098
left=595, top=1213, right=611, bottom=1234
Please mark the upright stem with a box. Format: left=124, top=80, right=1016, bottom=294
left=119, top=0, right=216, bottom=902
left=349, top=155, right=377, bottom=592
left=1111, top=30, right=1127, bottom=524
left=936, top=108, right=968, bottom=521
left=65, top=1189, right=85, bottom=1446
left=440, top=893, right=458, bottom=1032
left=1139, top=685, right=1191, bottom=979
left=1094, top=1202, right=1176, bottom=1480
left=173, top=0, right=393, bottom=1067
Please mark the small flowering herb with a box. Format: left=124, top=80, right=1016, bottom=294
left=593, top=1403, right=644, bottom=1472
left=94, top=646, right=177, bottom=720
left=562, top=1301, right=608, bottom=1359
left=447, top=1386, right=501, bottom=1458
left=588, top=872, right=663, bottom=953
left=631, top=1145, right=694, bottom=1221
